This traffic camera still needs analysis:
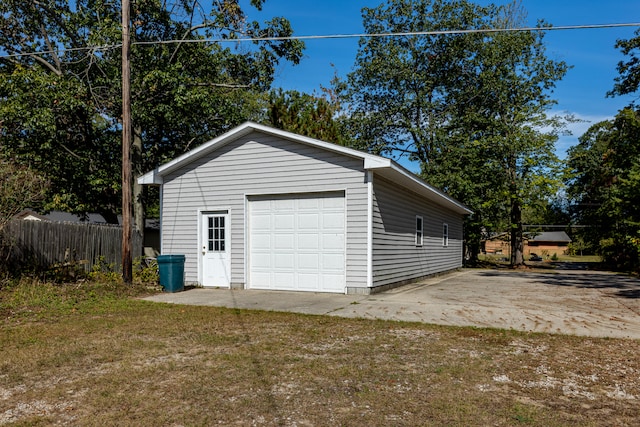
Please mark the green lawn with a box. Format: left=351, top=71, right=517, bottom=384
left=1, top=279, right=639, bottom=426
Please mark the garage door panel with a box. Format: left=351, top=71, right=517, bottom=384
left=274, top=234, right=294, bottom=249
left=251, top=272, right=271, bottom=288
left=322, top=233, right=344, bottom=250
left=251, top=234, right=271, bottom=250
left=249, top=193, right=345, bottom=293
left=298, top=253, right=319, bottom=269
left=251, top=253, right=271, bottom=269
left=322, top=253, right=344, bottom=270
left=274, top=253, right=295, bottom=268
left=298, top=198, right=320, bottom=210
left=274, top=199, right=295, bottom=211
left=252, top=214, right=271, bottom=230
left=323, top=213, right=345, bottom=229
left=297, top=273, right=319, bottom=290
left=274, top=272, right=295, bottom=289
left=298, top=213, right=319, bottom=229
left=321, top=274, right=345, bottom=291
left=297, top=234, right=319, bottom=250
left=274, top=214, right=295, bottom=230
left=323, top=197, right=344, bottom=209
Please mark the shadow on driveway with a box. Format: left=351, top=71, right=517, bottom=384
left=474, top=268, right=640, bottom=299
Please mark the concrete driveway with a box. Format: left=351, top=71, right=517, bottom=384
left=143, top=267, right=640, bottom=339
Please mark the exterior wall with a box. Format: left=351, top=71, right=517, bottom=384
left=485, top=241, right=570, bottom=257
left=485, top=239, right=509, bottom=255
left=526, top=242, right=569, bottom=257
left=371, top=175, right=464, bottom=288
left=160, top=131, right=369, bottom=289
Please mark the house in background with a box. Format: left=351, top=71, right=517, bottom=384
left=484, top=230, right=573, bottom=258
left=138, top=122, right=472, bottom=294
left=483, top=232, right=509, bottom=255
left=526, top=231, right=572, bottom=256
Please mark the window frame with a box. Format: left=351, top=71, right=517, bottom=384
left=415, top=215, right=424, bottom=247
left=442, top=223, right=449, bottom=247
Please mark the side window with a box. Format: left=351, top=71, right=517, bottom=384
left=443, top=223, right=449, bottom=247
left=416, top=216, right=423, bottom=246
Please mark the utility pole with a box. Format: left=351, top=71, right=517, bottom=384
left=121, top=0, right=133, bottom=283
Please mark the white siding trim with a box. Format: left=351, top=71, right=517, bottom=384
left=366, top=171, right=373, bottom=288
left=159, top=186, right=164, bottom=254
left=243, top=194, right=248, bottom=289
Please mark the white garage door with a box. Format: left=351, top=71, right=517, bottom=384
left=248, top=193, right=345, bottom=293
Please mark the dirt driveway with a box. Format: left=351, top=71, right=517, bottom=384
left=145, top=267, right=640, bottom=339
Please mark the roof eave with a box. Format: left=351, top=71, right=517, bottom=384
left=368, top=161, right=473, bottom=216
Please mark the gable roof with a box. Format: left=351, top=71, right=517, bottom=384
left=138, top=122, right=472, bottom=215
left=14, top=209, right=49, bottom=221
left=530, top=231, right=572, bottom=243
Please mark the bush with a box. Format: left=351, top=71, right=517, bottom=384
left=133, top=257, right=159, bottom=285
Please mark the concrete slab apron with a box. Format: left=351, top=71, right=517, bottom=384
left=143, top=269, right=640, bottom=339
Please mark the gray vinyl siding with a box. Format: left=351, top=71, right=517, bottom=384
left=160, top=131, right=369, bottom=289
left=372, top=175, right=464, bottom=287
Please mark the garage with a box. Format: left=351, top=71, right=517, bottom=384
left=139, top=122, right=470, bottom=293
left=248, top=192, right=346, bottom=293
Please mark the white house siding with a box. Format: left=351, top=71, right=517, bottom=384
left=371, top=175, right=464, bottom=288
left=160, top=131, right=369, bottom=290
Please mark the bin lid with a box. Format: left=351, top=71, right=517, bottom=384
left=157, top=254, right=185, bottom=262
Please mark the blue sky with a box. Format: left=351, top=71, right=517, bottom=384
left=250, top=1, right=640, bottom=171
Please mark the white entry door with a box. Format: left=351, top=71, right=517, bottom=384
left=201, top=212, right=230, bottom=287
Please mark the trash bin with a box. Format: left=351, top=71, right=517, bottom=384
left=157, top=254, right=185, bottom=292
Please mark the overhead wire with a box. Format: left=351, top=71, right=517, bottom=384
left=1, top=21, right=639, bottom=60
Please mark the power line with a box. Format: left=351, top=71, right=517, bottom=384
left=1, top=21, right=639, bottom=60
left=135, top=22, right=640, bottom=46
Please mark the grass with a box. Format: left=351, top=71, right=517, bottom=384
left=1, top=278, right=640, bottom=425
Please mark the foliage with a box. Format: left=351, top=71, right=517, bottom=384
left=0, top=0, right=304, bottom=222
left=267, top=88, right=346, bottom=144
left=565, top=107, right=640, bottom=271
left=0, top=157, right=49, bottom=233
left=88, top=256, right=159, bottom=285
left=336, top=0, right=569, bottom=265
left=610, top=28, right=640, bottom=97
left=0, top=157, right=49, bottom=273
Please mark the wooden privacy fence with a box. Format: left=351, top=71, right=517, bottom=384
left=2, top=220, right=142, bottom=272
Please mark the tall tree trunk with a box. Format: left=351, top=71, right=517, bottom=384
left=510, top=193, right=525, bottom=266
left=509, top=156, right=524, bottom=267
left=465, top=219, right=482, bottom=264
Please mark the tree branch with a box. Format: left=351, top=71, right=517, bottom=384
left=169, top=22, right=209, bottom=63
left=186, top=82, right=251, bottom=88
left=39, top=23, right=62, bottom=74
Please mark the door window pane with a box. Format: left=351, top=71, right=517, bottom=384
left=207, top=215, right=226, bottom=252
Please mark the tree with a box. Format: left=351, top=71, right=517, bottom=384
left=267, top=89, right=346, bottom=144
left=0, top=0, right=304, bottom=226
left=610, top=29, right=640, bottom=97
left=566, top=108, right=640, bottom=270
left=336, top=0, right=568, bottom=266
left=0, top=157, right=49, bottom=233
